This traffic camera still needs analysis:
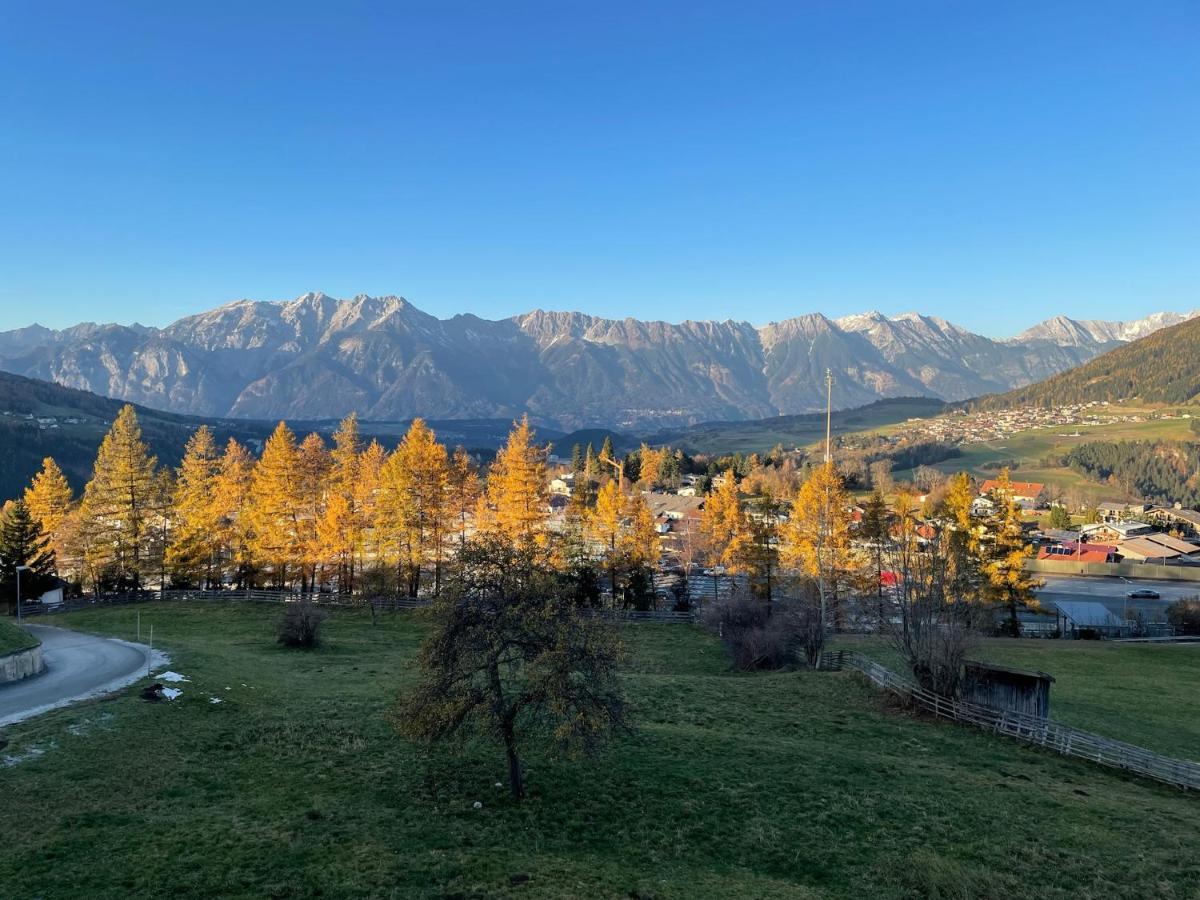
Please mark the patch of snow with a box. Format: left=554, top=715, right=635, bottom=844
left=155, top=671, right=189, bottom=683
left=161, top=687, right=182, bottom=701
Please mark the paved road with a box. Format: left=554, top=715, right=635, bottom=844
left=0, top=625, right=153, bottom=727
left=1036, top=574, right=1200, bottom=621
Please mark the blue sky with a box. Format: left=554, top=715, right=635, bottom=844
left=1, top=1, right=1197, bottom=336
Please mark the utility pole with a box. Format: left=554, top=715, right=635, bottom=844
left=15, top=565, right=29, bottom=626
left=824, top=368, right=834, bottom=465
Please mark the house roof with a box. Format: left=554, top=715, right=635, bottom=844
left=1038, top=543, right=1114, bottom=563
left=1051, top=600, right=1123, bottom=628
left=980, top=479, right=1045, bottom=497
left=1082, top=521, right=1152, bottom=537
left=1148, top=506, right=1200, bottom=526
left=1117, top=536, right=1185, bottom=560
left=1141, top=532, right=1200, bottom=554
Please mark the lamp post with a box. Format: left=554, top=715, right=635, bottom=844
left=15, top=565, right=30, bottom=626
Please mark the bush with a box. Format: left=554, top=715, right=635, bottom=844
left=702, top=593, right=817, bottom=671
left=1166, top=597, right=1200, bottom=635
left=277, top=601, right=329, bottom=649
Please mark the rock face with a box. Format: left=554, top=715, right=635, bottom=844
left=0, top=293, right=1191, bottom=429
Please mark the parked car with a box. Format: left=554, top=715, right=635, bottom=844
left=1126, top=588, right=1161, bottom=599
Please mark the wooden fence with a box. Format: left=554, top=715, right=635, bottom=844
left=18, top=590, right=697, bottom=623
left=820, top=649, right=1200, bottom=791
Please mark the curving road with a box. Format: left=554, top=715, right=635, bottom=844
left=0, top=625, right=156, bottom=727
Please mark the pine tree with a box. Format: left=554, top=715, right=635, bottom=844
left=166, top=426, right=222, bottom=587
left=621, top=492, right=660, bottom=609
left=0, top=499, right=57, bottom=608
left=599, top=435, right=615, bottom=465
left=247, top=422, right=304, bottom=589
left=478, top=416, right=548, bottom=549
left=79, top=405, right=160, bottom=591
left=24, top=457, right=73, bottom=576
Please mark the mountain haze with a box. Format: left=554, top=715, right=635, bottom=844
left=0, top=293, right=1191, bottom=429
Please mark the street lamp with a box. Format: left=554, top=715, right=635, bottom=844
left=15, top=565, right=30, bottom=626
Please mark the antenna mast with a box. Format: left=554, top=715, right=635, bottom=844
left=824, top=368, right=833, bottom=465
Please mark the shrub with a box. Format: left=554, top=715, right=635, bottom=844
left=702, top=593, right=815, bottom=671
left=278, top=600, right=329, bottom=648
left=1166, top=597, right=1200, bottom=635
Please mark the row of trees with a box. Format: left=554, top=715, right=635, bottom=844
left=13, top=405, right=665, bottom=602
left=695, top=462, right=1040, bottom=649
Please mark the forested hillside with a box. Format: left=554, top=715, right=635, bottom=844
left=1062, top=440, right=1200, bottom=508
left=977, top=316, right=1200, bottom=409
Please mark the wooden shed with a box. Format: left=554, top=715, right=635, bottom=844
left=961, top=661, right=1054, bottom=719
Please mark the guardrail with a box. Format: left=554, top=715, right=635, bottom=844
left=821, top=649, right=1200, bottom=791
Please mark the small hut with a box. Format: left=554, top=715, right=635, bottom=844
left=961, top=661, right=1054, bottom=719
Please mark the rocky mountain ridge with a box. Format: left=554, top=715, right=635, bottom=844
left=0, top=293, right=1192, bottom=429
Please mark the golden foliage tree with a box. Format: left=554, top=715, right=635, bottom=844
left=981, top=468, right=1039, bottom=636
left=782, top=462, right=850, bottom=628
left=478, top=415, right=548, bottom=548
left=446, top=446, right=480, bottom=549
left=247, top=422, right=303, bottom=589
left=24, top=457, right=73, bottom=575
left=166, top=425, right=222, bottom=587
left=79, top=405, right=161, bottom=590
left=212, top=438, right=256, bottom=588
left=380, top=419, right=451, bottom=597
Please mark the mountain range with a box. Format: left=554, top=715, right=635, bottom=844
left=978, top=314, right=1200, bottom=410
left=1, top=293, right=1194, bottom=429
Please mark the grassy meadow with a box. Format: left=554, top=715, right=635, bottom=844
left=0, top=618, right=39, bottom=655
left=835, top=634, right=1200, bottom=761
left=1, top=604, right=1198, bottom=899
left=880, top=409, right=1198, bottom=502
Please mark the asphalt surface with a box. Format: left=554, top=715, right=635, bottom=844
left=1036, top=574, right=1200, bottom=621
left=0, top=625, right=154, bottom=727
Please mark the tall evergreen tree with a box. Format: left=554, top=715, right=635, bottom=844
left=0, top=499, right=57, bottom=609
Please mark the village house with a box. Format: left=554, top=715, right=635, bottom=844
left=1037, top=541, right=1118, bottom=564
left=1117, top=532, right=1200, bottom=563
left=980, top=479, right=1046, bottom=510
left=1097, top=501, right=1149, bottom=523
left=1145, top=505, right=1200, bottom=537
left=1081, top=521, right=1153, bottom=543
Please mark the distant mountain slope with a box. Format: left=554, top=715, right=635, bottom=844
left=976, top=316, right=1200, bottom=409
left=0, top=293, right=1191, bottom=429
left=0, top=370, right=555, bottom=501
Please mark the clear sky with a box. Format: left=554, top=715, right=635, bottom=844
left=1, top=1, right=1197, bottom=336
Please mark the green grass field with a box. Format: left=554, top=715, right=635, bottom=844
left=0, top=618, right=39, bottom=655
left=2, top=604, right=1198, bottom=898
left=883, top=411, right=1198, bottom=502
left=835, top=635, right=1200, bottom=761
